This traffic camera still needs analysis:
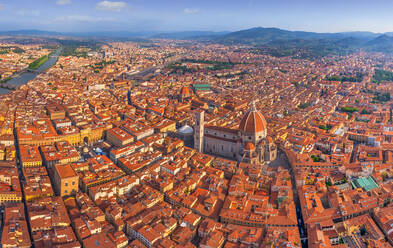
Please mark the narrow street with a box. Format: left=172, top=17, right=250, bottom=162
left=269, top=149, right=308, bottom=248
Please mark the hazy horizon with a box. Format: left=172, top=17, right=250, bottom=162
left=0, top=27, right=391, bottom=36
left=1, top=0, right=393, bottom=33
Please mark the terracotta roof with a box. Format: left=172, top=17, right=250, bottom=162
left=244, top=142, right=255, bottom=151
left=239, top=102, right=267, bottom=134
left=55, top=163, right=78, bottom=178
left=180, top=86, right=191, bottom=96
left=205, top=125, right=238, bottom=134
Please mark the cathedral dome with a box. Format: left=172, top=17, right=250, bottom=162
left=180, top=86, right=191, bottom=97
left=239, top=101, right=267, bottom=134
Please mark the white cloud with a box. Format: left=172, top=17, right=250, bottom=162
left=56, top=0, right=72, bottom=5
left=96, top=1, right=127, bottom=12
left=55, top=15, right=113, bottom=22
left=0, top=4, right=4, bottom=11
left=184, top=8, right=199, bottom=14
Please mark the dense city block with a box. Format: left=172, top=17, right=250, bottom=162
left=0, top=37, right=393, bottom=248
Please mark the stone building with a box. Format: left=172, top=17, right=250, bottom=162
left=194, top=101, right=276, bottom=164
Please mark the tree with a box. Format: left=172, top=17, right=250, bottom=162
left=360, top=109, right=371, bottom=114
left=311, top=154, right=321, bottom=162
left=382, top=172, right=388, bottom=181
left=299, top=102, right=311, bottom=109
left=341, top=107, right=358, bottom=113
left=373, top=69, right=393, bottom=83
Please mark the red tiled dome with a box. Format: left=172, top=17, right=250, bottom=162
left=239, top=102, right=267, bottom=134
left=244, top=142, right=255, bottom=151
left=180, top=86, right=191, bottom=96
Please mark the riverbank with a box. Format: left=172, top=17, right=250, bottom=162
left=0, top=77, right=11, bottom=84
left=28, top=50, right=57, bottom=70
left=28, top=54, right=50, bottom=70
left=0, top=48, right=62, bottom=94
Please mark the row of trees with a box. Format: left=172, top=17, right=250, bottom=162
left=325, top=72, right=363, bottom=82
left=372, top=69, right=393, bottom=83
left=28, top=54, right=49, bottom=70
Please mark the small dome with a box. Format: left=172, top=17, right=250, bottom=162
left=180, top=86, right=191, bottom=97
left=239, top=101, right=267, bottom=134
left=244, top=142, right=255, bottom=151
left=178, top=125, right=193, bottom=134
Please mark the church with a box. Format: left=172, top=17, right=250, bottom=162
left=194, top=101, right=277, bottom=164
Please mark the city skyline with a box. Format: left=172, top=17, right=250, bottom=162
left=1, top=0, right=393, bottom=33
left=2, top=1, right=393, bottom=248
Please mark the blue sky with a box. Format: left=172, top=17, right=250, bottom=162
left=0, top=0, right=392, bottom=33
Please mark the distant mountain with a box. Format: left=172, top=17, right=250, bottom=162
left=209, top=27, right=393, bottom=58
left=245, top=37, right=360, bottom=59
left=339, top=31, right=381, bottom=40
left=152, top=31, right=230, bottom=40
left=365, top=34, right=393, bottom=53
left=214, top=27, right=347, bottom=45
left=213, top=27, right=385, bottom=46
left=67, top=31, right=157, bottom=38
left=3, top=27, right=393, bottom=57
left=367, top=34, right=393, bottom=45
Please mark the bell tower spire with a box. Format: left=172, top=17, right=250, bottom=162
left=194, top=110, right=204, bottom=153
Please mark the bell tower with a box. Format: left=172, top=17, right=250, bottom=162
left=194, top=110, right=204, bottom=153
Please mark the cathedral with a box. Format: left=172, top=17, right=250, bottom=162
left=194, top=101, right=277, bottom=164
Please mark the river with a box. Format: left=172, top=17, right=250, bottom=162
left=0, top=48, right=62, bottom=94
